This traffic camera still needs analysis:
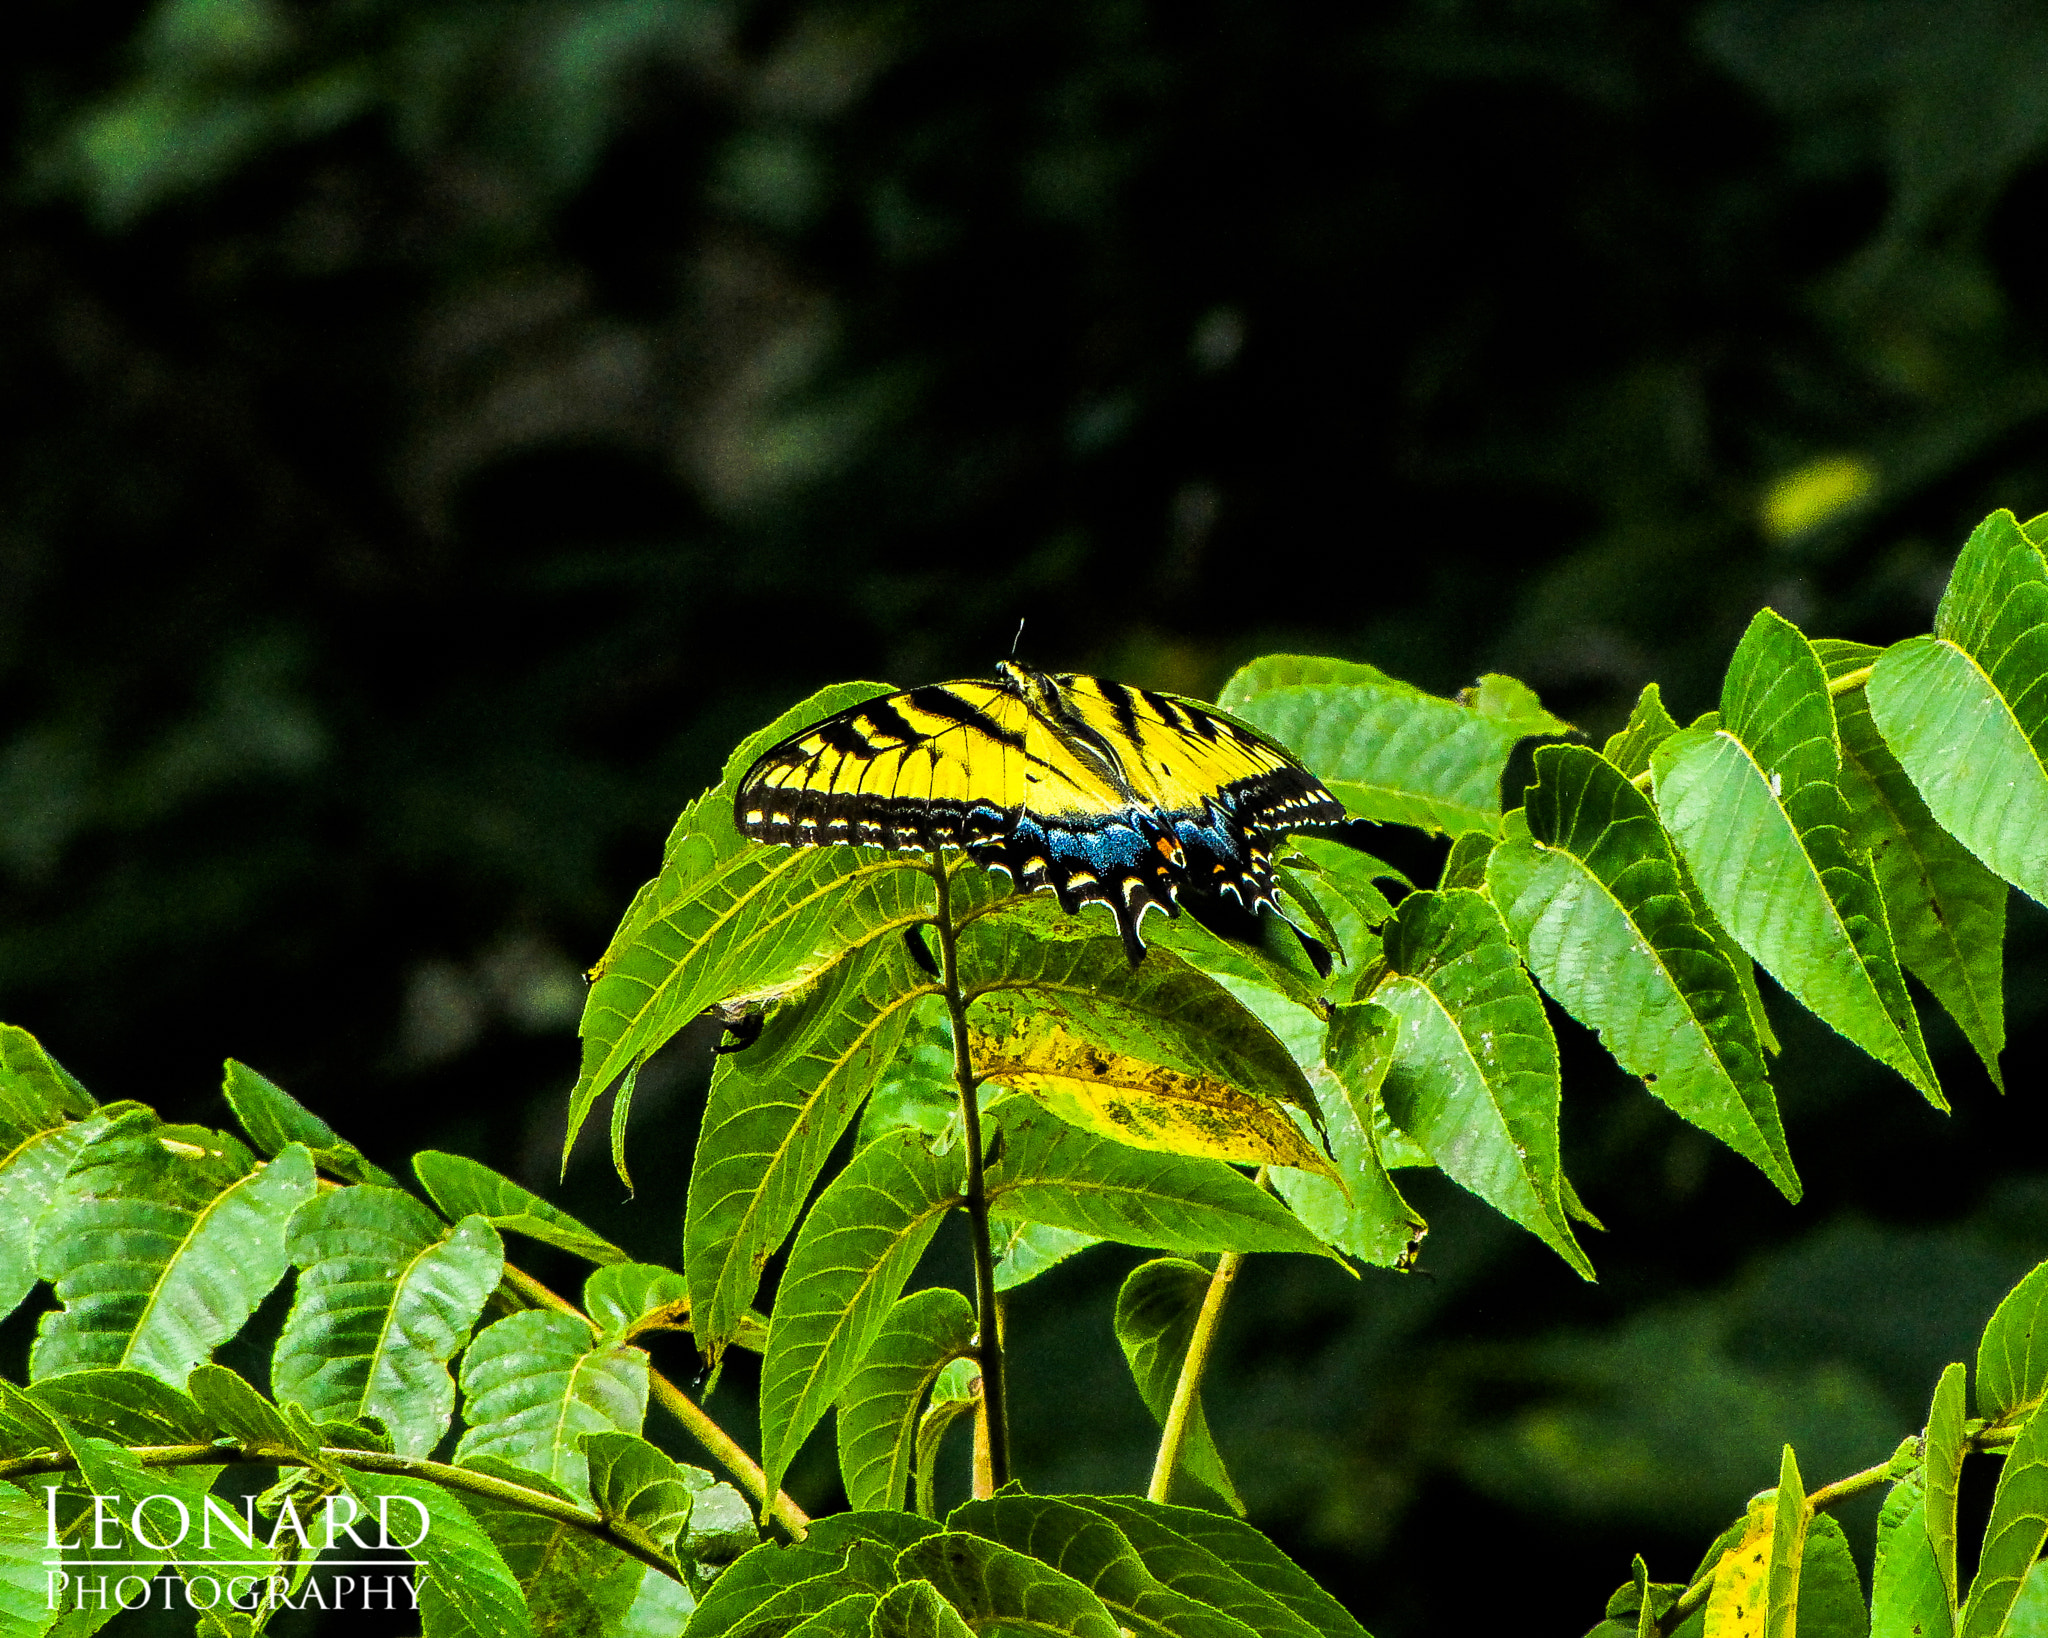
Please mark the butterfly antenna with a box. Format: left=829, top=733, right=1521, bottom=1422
left=1010, top=618, right=1026, bottom=659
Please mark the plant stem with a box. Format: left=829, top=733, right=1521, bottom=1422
left=930, top=850, right=1010, bottom=1490
left=1148, top=1239, right=1250, bottom=1504
left=0, top=1441, right=681, bottom=1581
left=499, top=1261, right=810, bottom=1539
left=1827, top=663, right=1874, bottom=697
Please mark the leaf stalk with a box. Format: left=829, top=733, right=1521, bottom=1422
left=1147, top=1230, right=1252, bottom=1503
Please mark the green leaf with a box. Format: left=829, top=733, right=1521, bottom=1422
left=1255, top=987, right=1426, bottom=1269
left=414, top=1152, right=629, bottom=1266
left=835, top=1287, right=977, bottom=1513
left=1440, top=830, right=1496, bottom=891
left=984, top=1102, right=1329, bottom=1258
left=688, top=1514, right=939, bottom=1638
left=1926, top=1362, right=1968, bottom=1614
left=1058, top=1497, right=1337, bottom=1638
left=1979, top=1260, right=2048, bottom=1425
left=1961, top=1396, right=2048, bottom=1637
left=584, top=1262, right=692, bottom=1343
left=1286, top=838, right=1404, bottom=1005
left=445, top=1456, right=647, bottom=1638
left=915, top=1360, right=980, bottom=1519
left=783, top=1594, right=883, bottom=1636
left=27, top=1369, right=210, bottom=1446
left=990, top=1219, right=1100, bottom=1291
left=0, top=1482, right=56, bottom=1638
left=1866, top=510, right=2048, bottom=908
left=30, top=1115, right=315, bottom=1385
left=0, top=1026, right=98, bottom=1324
left=1122, top=1505, right=1367, bottom=1638
left=455, top=1310, right=648, bottom=1502
left=1819, top=640, right=2008, bottom=1090
left=1115, top=1260, right=1244, bottom=1514
left=1799, top=1513, right=1868, bottom=1638
left=757, top=1128, right=965, bottom=1502
left=274, top=1187, right=504, bottom=1455
left=857, top=1002, right=959, bottom=1150
left=947, top=1493, right=1259, bottom=1638
left=345, top=1468, right=534, bottom=1638
left=1871, top=1474, right=1952, bottom=1638
left=1766, top=1445, right=1808, bottom=1638
left=185, top=1362, right=317, bottom=1459
left=1220, top=655, right=1566, bottom=836
left=1654, top=609, right=1941, bottom=1106
left=220, top=1058, right=399, bottom=1188
left=872, top=1578, right=975, bottom=1638
left=688, top=938, right=929, bottom=1357
left=583, top=1430, right=697, bottom=1562
left=892, top=1531, right=1121, bottom=1638
left=570, top=683, right=947, bottom=1169
left=961, top=908, right=1333, bottom=1178
left=1602, top=683, right=1682, bottom=778
left=1486, top=744, right=1796, bottom=1198
left=1372, top=889, right=1592, bottom=1278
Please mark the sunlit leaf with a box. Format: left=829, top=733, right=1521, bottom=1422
left=1797, top=1513, right=1865, bottom=1638
left=455, top=1310, right=648, bottom=1502
left=1871, top=1471, right=1951, bottom=1638
left=414, top=1151, right=629, bottom=1266
left=274, top=1186, right=503, bottom=1456
left=1979, top=1260, right=2048, bottom=1426
left=990, top=1218, right=1100, bottom=1291
left=31, top=1114, right=315, bottom=1385
left=758, top=1128, right=965, bottom=1501
left=1371, top=889, right=1591, bottom=1277
left=1961, top=1399, right=2048, bottom=1638
left=1220, top=655, right=1566, bottom=836
left=947, top=1492, right=1259, bottom=1638
left=872, top=1578, right=975, bottom=1638
left=915, top=1359, right=980, bottom=1519
left=0, top=1025, right=98, bottom=1325
left=1925, top=1361, right=1968, bottom=1615
left=835, top=1287, right=977, bottom=1513
left=1487, top=745, right=1795, bottom=1197
left=1703, top=1492, right=1776, bottom=1638
left=689, top=1514, right=940, bottom=1638
left=583, top=1430, right=697, bottom=1563
left=893, top=1530, right=1120, bottom=1638
left=570, top=682, right=946, bottom=1167
left=1115, top=1259, right=1243, bottom=1513
left=1059, top=1497, right=1340, bottom=1638
left=185, top=1362, right=317, bottom=1460
left=1225, top=981, right=1424, bottom=1268
left=220, top=1058, right=398, bottom=1188
left=1819, top=639, right=2007, bottom=1090
left=1867, top=509, right=2048, bottom=909
left=1602, top=683, right=1682, bottom=779
left=583, top=1262, right=691, bottom=1343
left=985, top=1103, right=1328, bottom=1258
left=0, top=1482, right=52, bottom=1638
left=446, top=1455, right=646, bottom=1638
left=688, top=938, right=930, bottom=1358
left=344, top=1469, right=533, bottom=1638
left=1089, top=1500, right=1368, bottom=1638
left=1655, top=609, right=1941, bottom=1106
left=961, top=909, right=1331, bottom=1177
left=28, top=1367, right=210, bottom=1446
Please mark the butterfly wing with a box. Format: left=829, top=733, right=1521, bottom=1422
left=733, top=670, right=1351, bottom=968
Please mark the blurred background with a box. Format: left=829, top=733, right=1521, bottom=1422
left=6, top=0, right=2048, bottom=1631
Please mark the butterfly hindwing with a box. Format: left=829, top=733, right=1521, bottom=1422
left=733, top=664, right=1350, bottom=966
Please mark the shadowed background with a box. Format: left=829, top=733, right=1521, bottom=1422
left=6, top=2, right=2048, bottom=1631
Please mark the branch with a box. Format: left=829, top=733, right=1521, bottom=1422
left=0, top=1441, right=681, bottom=1582
left=497, top=1261, right=810, bottom=1540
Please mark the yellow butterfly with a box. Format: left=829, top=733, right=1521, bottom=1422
left=734, top=661, right=1350, bottom=969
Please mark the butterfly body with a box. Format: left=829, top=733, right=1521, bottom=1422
left=734, top=661, right=1349, bottom=966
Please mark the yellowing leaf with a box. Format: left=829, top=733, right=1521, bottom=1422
left=1705, top=1498, right=1776, bottom=1638
left=971, top=1015, right=1336, bottom=1179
